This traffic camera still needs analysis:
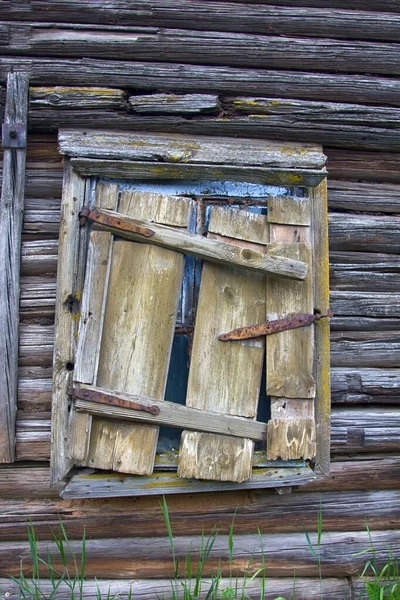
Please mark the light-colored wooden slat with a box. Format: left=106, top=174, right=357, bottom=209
left=266, top=196, right=316, bottom=461
left=0, top=72, right=29, bottom=463
left=86, top=192, right=192, bottom=475
left=73, top=387, right=267, bottom=442
left=311, top=180, right=331, bottom=474
left=178, top=207, right=267, bottom=483
left=50, top=160, right=86, bottom=485
left=74, top=182, right=119, bottom=384
left=66, top=411, right=92, bottom=462
left=87, top=206, right=307, bottom=280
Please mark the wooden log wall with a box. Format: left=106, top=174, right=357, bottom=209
left=0, top=1, right=400, bottom=595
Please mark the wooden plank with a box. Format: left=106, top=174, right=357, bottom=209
left=331, top=367, right=400, bottom=405
left=30, top=86, right=126, bottom=109
left=330, top=291, right=400, bottom=317
left=86, top=191, right=192, bottom=475
left=179, top=207, right=268, bottom=482
left=326, top=149, right=400, bottom=184
left=0, top=72, right=29, bottom=463
left=21, top=239, right=58, bottom=276
left=74, top=182, right=118, bottom=384
left=62, top=466, right=315, bottom=499
left=0, top=577, right=351, bottom=600
left=50, top=159, right=86, bottom=485
left=2, top=2, right=400, bottom=41
left=311, top=180, right=331, bottom=474
left=4, top=25, right=400, bottom=76
left=83, top=206, right=307, bottom=280
left=71, top=158, right=327, bottom=188
left=330, top=331, right=400, bottom=368
left=329, top=213, right=400, bottom=254
left=328, top=180, right=400, bottom=213
left=72, top=390, right=267, bottom=442
left=129, top=93, right=220, bottom=114
left=266, top=196, right=316, bottom=462
left=59, top=130, right=325, bottom=169
left=1, top=57, right=395, bottom=106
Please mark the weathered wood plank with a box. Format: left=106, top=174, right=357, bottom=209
left=86, top=191, right=191, bottom=475
left=20, top=277, right=56, bottom=321
left=327, top=149, right=400, bottom=183
left=2, top=57, right=400, bottom=106
left=329, top=213, right=400, bottom=254
left=331, top=368, right=400, bottom=405
left=21, top=239, right=58, bottom=276
left=2, top=2, right=400, bottom=41
left=331, top=316, right=400, bottom=332
left=330, top=331, right=400, bottom=368
left=0, top=577, right=351, bottom=600
left=71, top=158, right=326, bottom=188
left=330, top=292, right=400, bottom=318
left=50, top=160, right=86, bottom=485
left=129, top=93, right=220, bottom=114
left=59, top=130, right=325, bottom=169
left=330, top=272, right=400, bottom=293
left=328, top=180, right=400, bottom=213
left=30, top=86, right=126, bottom=109
left=179, top=207, right=267, bottom=482
left=84, top=206, right=308, bottom=280
left=4, top=25, right=400, bottom=76
left=2, top=529, right=400, bottom=578
left=0, top=72, right=29, bottom=463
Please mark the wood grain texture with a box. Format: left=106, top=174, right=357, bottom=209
left=179, top=207, right=268, bottom=482
left=3, top=2, right=400, bottom=41
left=30, top=86, right=126, bottom=109
left=328, top=180, right=400, bottom=213
left=330, top=331, right=400, bottom=368
left=327, top=149, right=400, bottom=183
left=59, top=129, right=325, bottom=169
left=50, top=160, right=86, bottom=485
left=2, top=57, right=399, bottom=106
left=331, top=368, right=400, bottom=405
left=0, top=73, right=29, bottom=463
left=311, top=180, right=331, bottom=474
left=86, top=191, right=191, bottom=475
left=267, top=418, right=316, bottom=461
left=329, top=213, right=400, bottom=254
left=3, top=24, right=400, bottom=76
left=129, top=93, right=220, bottom=114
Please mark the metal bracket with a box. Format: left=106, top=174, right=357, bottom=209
left=68, top=386, right=160, bottom=416
left=219, top=310, right=333, bottom=341
left=79, top=204, right=154, bottom=238
left=2, top=122, right=27, bottom=149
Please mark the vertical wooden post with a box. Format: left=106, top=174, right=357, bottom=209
left=0, top=72, right=29, bottom=463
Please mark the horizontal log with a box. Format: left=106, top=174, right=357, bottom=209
left=59, top=129, right=325, bottom=169
left=20, top=276, right=56, bottom=320
left=2, top=57, right=400, bottom=106
left=3, top=2, right=400, bottom=42
left=331, top=368, right=400, bottom=404
left=1, top=529, right=400, bottom=578
left=329, top=213, right=400, bottom=254
left=18, top=377, right=52, bottom=411
left=218, top=0, right=400, bottom=11
left=328, top=180, right=400, bottom=213
left=85, top=206, right=308, bottom=279
left=21, top=240, right=58, bottom=276
left=3, top=25, right=400, bottom=76
left=326, top=149, right=400, bottom=183
left=19, top=323, right=54, bottom=366
left=331, top=407, right=400, bottom=453
left=329, top=251, right=400, bottom=272
left=331, top=317, right=400, bottom=332
left=73, top=385, right=267, bottom=442
left=1, top=490, right=400, bottom=543
left=27, top=108, right=400, bottom=152
left=30, top=86, right=126, bottom=109
left=330, top=331, right=400, bottom=368
left=330, top=272, right=400, bottom=293
left=330, top=291, right=400, bottom=317
left=0, top=577, right=351, bottom=600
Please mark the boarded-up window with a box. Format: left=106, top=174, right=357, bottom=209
left=51, top=131, right=330, bottom=499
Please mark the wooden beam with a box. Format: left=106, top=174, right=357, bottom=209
left=85, top=206, right=308, bottom=280
left=0, top=72, right=29, bottom=463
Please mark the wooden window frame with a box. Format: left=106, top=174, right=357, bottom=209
left=51, top=130, right=330, bottom=499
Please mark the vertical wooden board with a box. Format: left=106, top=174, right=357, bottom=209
left=51, top=160, right=86, bottom=485
left=311, top=180, right=331, bottom=474
left=178, top=207, right=267, bottom=483
left=267, top=195, right=311, bottom=227
left=86, top=191, right=191, bottom=475
left=67, top=412, right=92, bottom=462
left=74, top=182, right=119, bottom=384
left=266, top=196, right=316, bottom=462
left=0, top=73, right=29, bottom=463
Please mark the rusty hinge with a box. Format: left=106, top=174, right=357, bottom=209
left=219, top=310, right=333, bottom=341
left=79, top=205, right=154, bottom=238
left=68, top=387, right=160, bottom=415
left=2, top=122, right=27, bottom=149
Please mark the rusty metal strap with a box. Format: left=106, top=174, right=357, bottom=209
left=79, top=205, right=154, bottom=237
left=68, top=387, right=160, bottom=415
left=219, top=310, right=333, bottom=341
